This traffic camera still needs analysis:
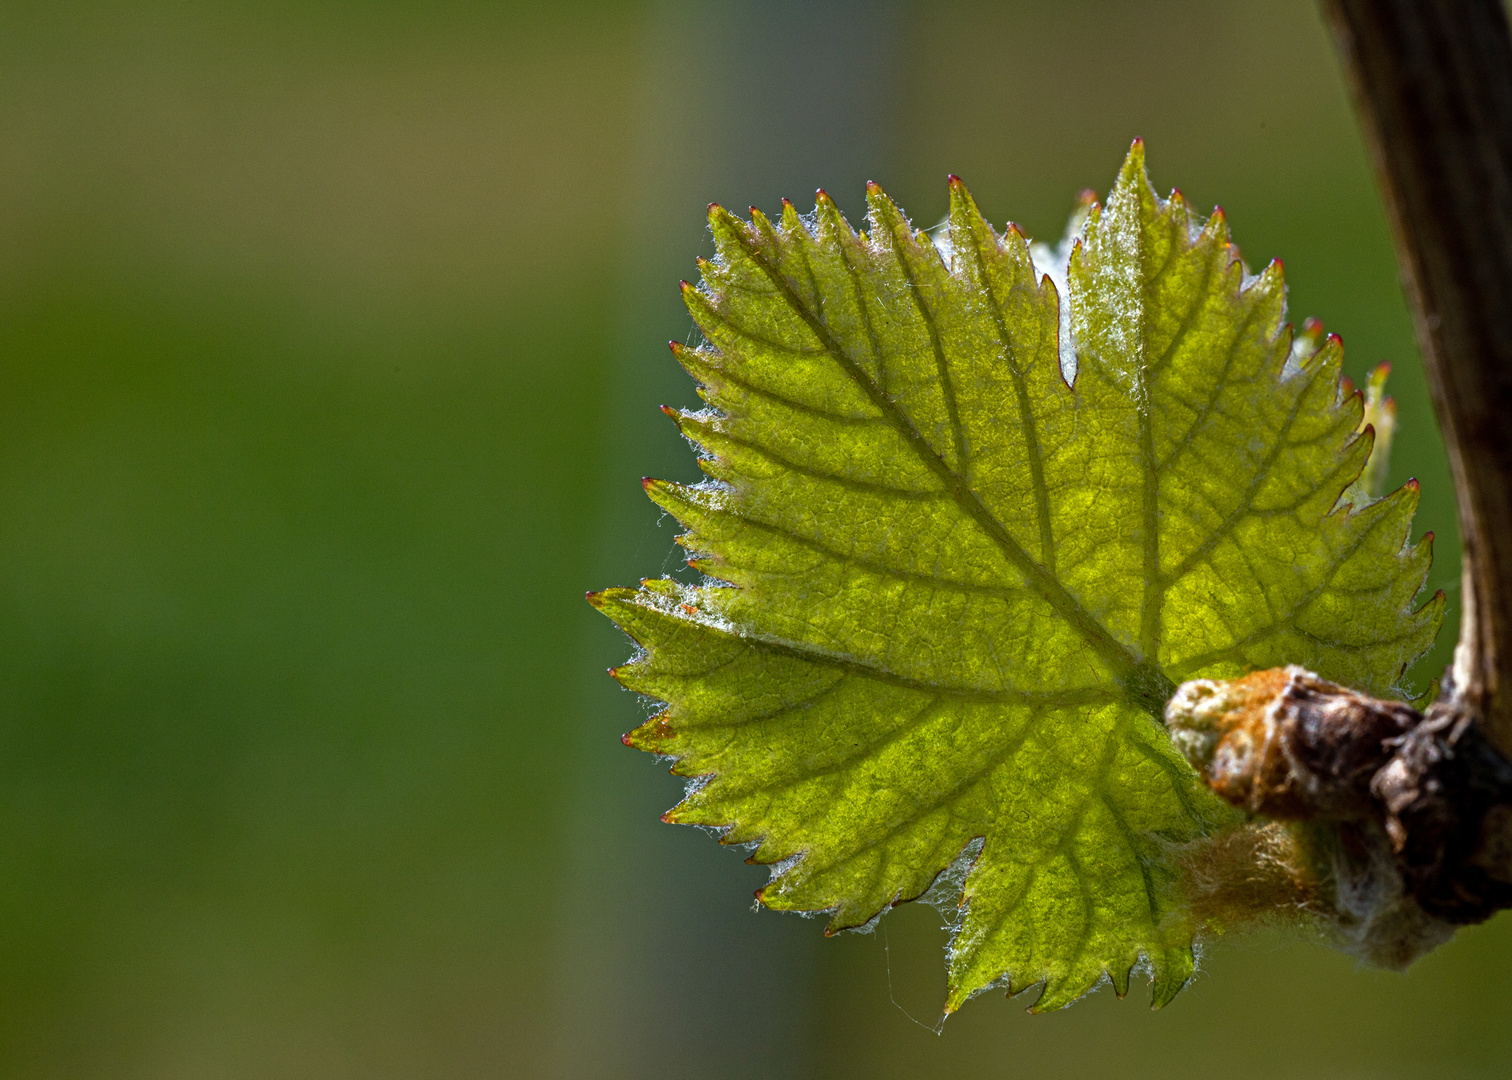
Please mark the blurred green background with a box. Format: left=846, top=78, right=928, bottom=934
left=0, top=1, right=1505, bottom=1077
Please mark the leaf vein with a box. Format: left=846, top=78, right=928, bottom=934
left=718, top=214, right=1159, bottom=706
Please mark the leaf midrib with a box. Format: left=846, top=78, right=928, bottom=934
left=719, top=209, right=1170, bottom=715
left=709, top=612, right=1120, bottom=706
left=1162, top=498, right=1406, bottom=678
left=960, top=219, right=1058, bottom=576
left=1159, top=357, right=1318, bottom=587
left=878, top=218, right=970, bottom=475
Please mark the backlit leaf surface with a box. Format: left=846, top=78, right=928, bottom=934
left=591, top=143, right=1442, bottom=1010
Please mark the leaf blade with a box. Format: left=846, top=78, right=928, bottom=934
left=596, top=142, right=1442, bottom=1010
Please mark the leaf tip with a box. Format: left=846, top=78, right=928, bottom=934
left=1150, top=975, right=1190, bottom=1011
left=946, top=175, right=983, bottom=225
left=1110, top=964, right=1131, bottom=999
left=1119, top=137, right=1148, bottom=180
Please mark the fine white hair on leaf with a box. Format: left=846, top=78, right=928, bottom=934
left=926, top=213, right=953, bottom=265
left=921, top=836, right=985, bottom=933
left=1030, top=205, right=1088, bottom=384
left=766, top=850, right=805, bottom=883
left=845, top=906, right=888, bottom=936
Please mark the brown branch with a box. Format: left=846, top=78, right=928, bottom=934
left=1319, top=0, right=1512, bottom=752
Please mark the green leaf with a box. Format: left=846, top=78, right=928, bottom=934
left=590, top=141, right=1442, bottom=1011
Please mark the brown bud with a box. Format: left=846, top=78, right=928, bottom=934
left=1166, top=667, right=1419, bottom=820
left=1166, top=666, right=1512, bottom=967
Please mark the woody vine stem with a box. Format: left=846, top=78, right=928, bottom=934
left=1323, top=0, right=1512, bottom=739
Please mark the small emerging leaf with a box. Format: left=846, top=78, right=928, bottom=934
left=592, top=142, right=1442, bottom=1011
left=1351, top=363, right=1398, bottom=502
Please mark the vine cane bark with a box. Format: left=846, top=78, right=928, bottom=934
left=1320, top=0, right=1512, bottom=753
